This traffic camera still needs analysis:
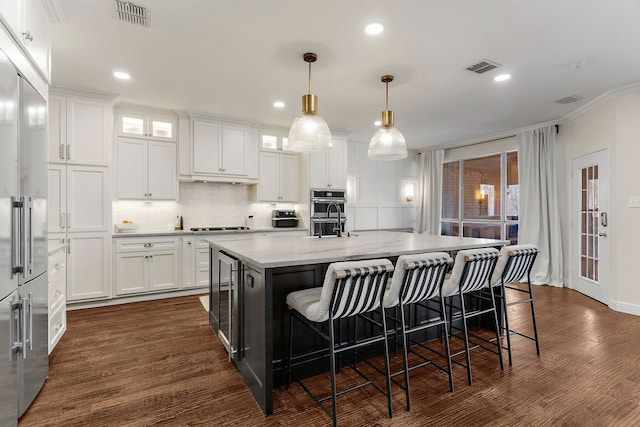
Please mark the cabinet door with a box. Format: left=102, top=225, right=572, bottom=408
left=0, top=0, right=22, bottom=38
left=279, top=153, right=299, bottom=202
left=67, top=232, right=111, bottom=301
left=192, top=120, right=222, bottom=174
left=118, top=112, right=147, bottom=139
left=115, top=252, right=147, bottom=295
left=328, top=137, right=347, bottom=189
left=309, top=151, right=329, bottom=189
left=47, top=164, right=66, bottom=233
left=66, top=165, right=109, bottom=232
left=149, top=117, right=176, bottom=142
left=148, top=250, right=179, bottom=291
left=66, top=97, right=111, bottom=166
left=258, top=151, right=279, bottom=201
left=148, top=140, right=177, bottom=200
left=116, top=138, right=148, bottom=199
left=48, top=96, right=66, bottom=163
left=23, top=0, right=51, bottom=81
left=181, top=237, right=195, bottom=288
left=221, top=124, right=248, bottom=176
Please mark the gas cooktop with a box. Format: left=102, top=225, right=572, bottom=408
left=190, top=226, right=249, bottom=232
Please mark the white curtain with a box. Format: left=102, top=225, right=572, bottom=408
left=517, top=126, right=563, bottom=286
left=417, top=150, right=444, bottom=234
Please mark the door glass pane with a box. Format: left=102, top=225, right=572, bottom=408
left=261, top=134, right=277, bottom=150
left=151, top=120, right=172, bottom=138
left=463, top=223, right=501, bottom=239
left=282, top=137, right=289, bottom=150
left=463, top=155, right=501, bottom=220
left=441, top=222, right=459, bottom=236
left=505, top=224, right=518, bottom=245
left=122, top=116, right=144, bottom=135
left=442, top=162, right=459, bottom=219
left=506, top=151, right=519, bottom=220
left=579, top=165, right=599, bottom=282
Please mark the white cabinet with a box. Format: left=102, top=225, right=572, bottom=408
left=114, top=237, right=180, bottom=296
left=309, top=136, right=347, bottom=189
left=195, top=237, right=211, bottom=288
left=48, top=164, right=110, bottom=233
left=0, top=0, right=51, bottom=81
left=65, top=232, right=111, bottom=302
left=48, top=95, right=112, bottom=166
left=190, top=119, right=258, bottom=182
left=181, top=236, right=195, bottom=288
left=259, top=151, right=299, bottom=202
left=116, top=137, right=177, bottom=200
left=117, top=110, right=177, bottom=142
left=48, top=246, right=67, bottom=353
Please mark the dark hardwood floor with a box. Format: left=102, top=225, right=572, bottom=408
left=19, top=285, right=640, bottom=426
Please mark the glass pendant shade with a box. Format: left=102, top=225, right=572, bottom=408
left=368, top=124, right=407, bottom=160
left=287, top=112, right=333, bottom=151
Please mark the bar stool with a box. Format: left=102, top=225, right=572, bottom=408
left=489, top=244, right=540, bottom=365
left=286, top=259, right=394, bottom=426
left=441, top=247, right=503, bottom=386
left=382, top=252, right=453, bottom=411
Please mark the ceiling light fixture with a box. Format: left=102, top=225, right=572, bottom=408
left=374, top=120, right=382, bottom=126
left=368, top=75, right=407, bottom=161
left=273, top=101, right=285, bottom=108
left=287, top=52, right=332, bottom=152
left=113, top=71, right=131, bottom=80
left=494, top=73, right=511, bottom=82
left=365, top=23, right=384, bottom=35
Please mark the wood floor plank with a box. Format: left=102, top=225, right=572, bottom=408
left=18, top=285, right=640, bottom=426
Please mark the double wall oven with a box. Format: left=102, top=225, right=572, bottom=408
left=310, top=189, right=347, bottom=237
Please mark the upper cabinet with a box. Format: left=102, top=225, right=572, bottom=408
left=48, top=94, right=113, bottom=166
left=309, top=135, right=347, bottom=189
left=117, top=110, right=177, bottom=142
left=0, top=0, right=52, bottom=82
left=259, top=151, right=299, bottom=202
left=186, top=118, right=258, bottom=183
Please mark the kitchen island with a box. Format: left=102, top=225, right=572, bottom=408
left=207, top=231, right=508, bottom=415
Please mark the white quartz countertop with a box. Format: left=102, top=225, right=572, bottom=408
left=112, top=228, right=308, bottom=238
left=207, top=231, right=509, bottom=269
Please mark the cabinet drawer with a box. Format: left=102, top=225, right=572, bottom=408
left=115, top=237, right=179, bottom=253
left=48, top=249, right=66, bottom=282
left=49, top=305, right=67, bottom=354
left=49, top=272, right=66, bottom=313
left=196, top=249, right=210, bottom=268
left=196, top=268, right=210, bottom=287
left=196, top=237, right=210, bottom=250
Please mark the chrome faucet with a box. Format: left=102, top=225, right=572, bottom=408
left=327, top=202, right=342, bottom=237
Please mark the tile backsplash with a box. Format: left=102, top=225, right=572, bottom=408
left=113, top=182, right=303, bottom=231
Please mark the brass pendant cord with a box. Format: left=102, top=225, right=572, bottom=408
left=308, top=61, right=312, bottom=95
left=385, top=80, right=389, bottom=111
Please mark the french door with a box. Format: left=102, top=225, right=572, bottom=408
left=571, top=149, right=610, bottom=304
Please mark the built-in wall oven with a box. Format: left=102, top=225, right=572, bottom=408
left=310, top=189, right=347, bottom=236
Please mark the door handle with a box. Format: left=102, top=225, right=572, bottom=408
left=59, top=144, right=65, bottom=160
left=21, top=296, right=27, bottom=359
left=11, top=197, right=23, bottom=275
left=28, top=200, right=34, bottom=275
left=27, top=292, right=33, bottom=351
left=598, top=232, right=607, bottom=237
left=21, top=196, right=28, bottom=278
left=10, top=296, right=20, bottom=361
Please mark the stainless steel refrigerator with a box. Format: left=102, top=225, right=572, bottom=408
left=1, top=47, right=48, bottom=426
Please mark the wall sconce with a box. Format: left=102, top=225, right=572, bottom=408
left=402, top=180, right=415, bottom=203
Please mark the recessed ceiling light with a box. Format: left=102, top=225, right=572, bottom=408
left=113, top=71, right=130, bottom=80
left=494, top=73, right=511, bottom=82
left=273, top=101, right=285, bottom=108
left=365, top=23, right=384, bottom=35
left=374, top=120, right=382, bottom=126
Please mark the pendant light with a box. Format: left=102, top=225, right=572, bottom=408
left=368, top=75, right=407, bottom=160
left=287, top=52, right=333, bottom=152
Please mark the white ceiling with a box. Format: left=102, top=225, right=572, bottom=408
left=50, top=0, right=640, bottom=149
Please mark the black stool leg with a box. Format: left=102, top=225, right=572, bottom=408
left=500, top=280, right=513, bottom=366
left=287, top=310, right=294, bottom=388
left=380, top=304, right=394, bottom=418
left=527, top=274, right=541, bottom=355
left=328, top=317, right=338, bottom=427
left=489, top=284, right=504, bottom=371
left=440, top=295, right=455, bottom=392
left=459, top=292, right=473, bottom=386
left=399, top=303, right=411, bottom=411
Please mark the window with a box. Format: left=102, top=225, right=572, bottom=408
left=441, top=151, right=519, bottom=244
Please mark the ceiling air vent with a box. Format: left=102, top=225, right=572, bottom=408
left=466, top=59, right=500, bottom=74
left=114, top=0, right=148, bottom=26
left=554, top=95, right=584, bottom=105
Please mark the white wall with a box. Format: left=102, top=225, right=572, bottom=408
left=558, top=91, right=640, bottom=313
left=346, top=141, right=418, bottom=231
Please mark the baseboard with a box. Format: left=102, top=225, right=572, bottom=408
left=67, top=287, right=208, bottom=311
left=608, top=299, right=640, bottom=316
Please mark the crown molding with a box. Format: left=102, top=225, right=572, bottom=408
left=559, top=82, right=640, bottom=124
left=49, top=85, right=119, bottom=102
left=40, top=0, right=66, bottom=24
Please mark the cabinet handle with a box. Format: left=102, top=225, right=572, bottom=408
left=54, top=263, right=63, bottom=270
left=54, top=322, right=62, bottom=331
left=22, top=31, right=33, bottom=42
left=55, top=290, right=62, bottom=298
left=60, top=213, right=65, bottom=229
left=143, top=243, right=154, bottom=248
left=67, top=144, right=71, bottom=160
left=149, top=193, right=152, bottom=197
left=59, top=144, right=65, bottom=160
left=66, top=213, right=71, bottom=229
left=187, top=242, right=191, bottom=245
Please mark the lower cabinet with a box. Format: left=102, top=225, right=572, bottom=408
left=65, top=232, right=111, bottom=302
left=114, top=237, right=180, bottom=296
left=181, top=236, right=196, bottom=288
left=48, top=247, right=67, bottom=353
left=196, top=237, right=211, bottom=287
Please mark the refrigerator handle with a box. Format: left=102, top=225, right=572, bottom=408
left=22, top=196, right=33, bottom=276
left=11, top=196, right=24, bottom=275
left=28, top=292, right=33, bottom=351
left=21, top=295, right=28, bottom=359
left=28, top=200, right=34, bottom=275
left=10, top=296, right=20, bottom=361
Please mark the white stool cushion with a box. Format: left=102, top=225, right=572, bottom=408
left=383, top=252, right=451, bottom=308
left=441, top=248, right=500, bottom=297
left=490, top=244, right=539, bottom=287
left=286, top=258, right=393, bottom=322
